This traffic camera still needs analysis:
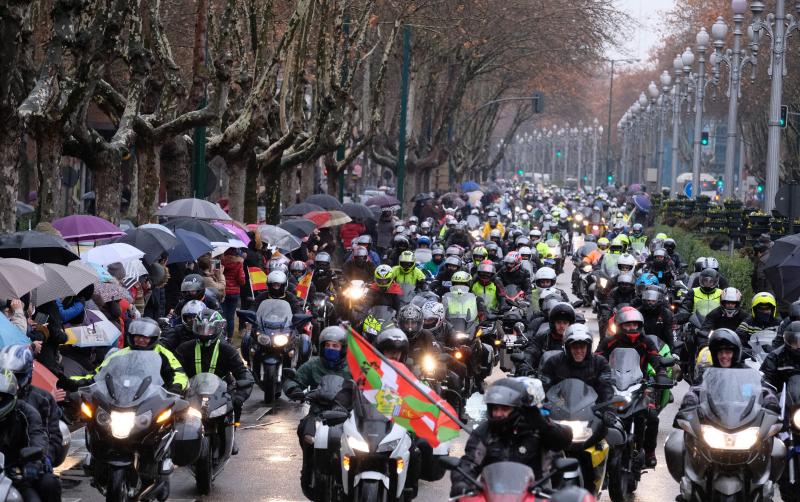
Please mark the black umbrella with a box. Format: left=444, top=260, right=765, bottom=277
left=163, top=218, right=229, bottom=242
left=305, top=194, right=343, bottom=210
left=365, top=195, right=401, bottom=208
left=341, top=202, right=377, bottom=221
left=114, top=228, right=179, bottom=264
left=278, top=218, right=317, bottom=238
left=0, top=231, right=79, bottom=265
left=282, top=202, right=324, bottom=216
left=764, top=233, right=800, bottom=304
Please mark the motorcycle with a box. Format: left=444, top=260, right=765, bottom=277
left=678, top=313, right=706, bottom=385
left=543, top=238, right=564, bottom=274
left=309, top=292, right=337, bottom=348
left=443, top=285, right=492, bottom=396
left=78, top=350, right=200, bottom=501
left=0, top=449, right=40, bottom=502
left=665, top=368, right=785, bottom=502
left=416, top=349, right=468, bottom=424
left=743, top=329, right=777, bottom=371
left=778, top=374, right=800, bottom=501
left=184, top=373, right=235, bottom=494
left=342, top=280, right=369, bottom=325
left=497, top=286, right=529, bottom=373
left=545, top=379, right=615, bottom=496
left=360, top=305, right=397, bottom=343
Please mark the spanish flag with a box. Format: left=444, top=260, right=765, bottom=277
left=295, top=272, right=313, bottom=301
left=248, top=266, right=268, bottom=295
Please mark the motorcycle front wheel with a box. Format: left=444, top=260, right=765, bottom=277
left=106, top=467, right=130, bottom=502
left=607, top=449, right=629, bottom=502
left=354, top=479, right=386, bottom=502
left=262, top=364, right=281, bottom=404
left=195, top=436, right=213, bottom=494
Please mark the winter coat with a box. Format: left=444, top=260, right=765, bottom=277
left=222, top=254, right=246, bottom=296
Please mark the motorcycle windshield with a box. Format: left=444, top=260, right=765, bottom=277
left=505, top=284, right=521, bottom=298
left=701, top=368, right=763, bottom=429
left=93, top=351, right=165, bottom=407
left=749, top=330, right=777, bottom=360
left=608, top=348, right=643, bottom=390
left=367, top=306, right=396, bottom=324
left=480, top=462, right=535, bottom=495
left=545, top=378, right=599, bottom=421
left=186, top=373, right=224, bottom=397
left=443, top=291, right=478, bottom=323
left=256, top=299, right=293, bottom=330
left=415, top=248, right=432, bottom=265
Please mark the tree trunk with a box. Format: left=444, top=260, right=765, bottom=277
left=137, top=143, right=160, bottom=224
left=227, top=159, right=246, bottom=222
left=326, top=156, right=339, bottom=198
left=0, top=134, right=20, bottom=232
left=126, top=153, right=139, bottom=221
left=299, top=160, right=315, bottom=200
left=262, top=162, right=281, bottom=224
left=281, top=166, right=298, bottom=209
left=243, top=152, right=259, bottom=223
left=92, top=149, right=123, bottom=223
left=35, top=128, right=65, bottom=223
left=161, top=136, right=190, bottom=201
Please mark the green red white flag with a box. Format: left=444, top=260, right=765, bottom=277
left=346, top=327, right=461, bottom=447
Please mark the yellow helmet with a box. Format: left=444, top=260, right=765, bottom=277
left=751, top=292, right=777, bottom=318
left=655, top=232, right=668, bottom=240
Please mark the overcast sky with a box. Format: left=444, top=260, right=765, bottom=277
left=608, top=0, right=677, bottom=61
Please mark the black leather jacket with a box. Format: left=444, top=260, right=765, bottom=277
left=540, top=352, right=615, bottom=402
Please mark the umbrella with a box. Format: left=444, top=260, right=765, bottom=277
left=365, top=195, right=401, bottom=208
left=115, top=228, right=179, bottom=264
left=278, top=218, right=317, bottom=238
left=16, top=201, right=34, bottom=217
left=439, top=192, right=465, bottom=208
left=460, top=181, right=481, bottom=192
left=64, top=309, right=121, bottom=347
left=633, top=194, right=652, bottom=213
left=52, top=214, right=124, bottom=242
left=214, top=222, right=251, bottom=245
left=305, top=194, right=343, bottom=210
left=304, top=210, right=351, bottom=228
left=164, top=218, right=229, bottom=242
left=466, top=190, right=484, bottom=206
left=167, top=229, right=214, bottom=265
left=0, top=231, right=79, bottom=265
left=282, top=202, right=324, bottom=217
left=32, top=263, right=99, bottom=306
left=764, top=233, right=800, bottom=304
left=32, top=362, right=60, bottom=400
left=139, top=223, right=176, bottom=237
left=0, top=258, right=46, bottom=299
left=257, top=225, right=302, bottom=253
left=155, top=198, right=232, bottom=221
left=341, top=202, right=377, bottom=221
left=412, top=192, right=435, bottom=202
left=67, top=261, right=102, bottom=288
left=95, top=281, right=132, bottom=303
left=84, top=243, right=145, bottom=266
left=628, top=183, right=643, bottom=194
left=0, top=315, right=29, bottom=348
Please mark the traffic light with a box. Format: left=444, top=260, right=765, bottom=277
left=532, top=92, right=544, bottom=114
left=582, top=175, right=588, bottom=182
left=757, top=184, right=764, bottom=193
left=517, top=169, right=524, bottom=176
left=780, top=105, right=788, bottom=128
left=701, top=131, right=709, bottom=146
left=556, top=149, right=562, bottom=158
left=607, top=174, right=613, bottom=184
left=716, top=176, right=724, bottom=192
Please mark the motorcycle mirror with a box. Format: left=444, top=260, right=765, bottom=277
left=571, top=300, right=584, bottom=309
left=321, top=410, right=349, bottom=425
left=20, top=447, right=43, bottom=462
left=554, top=457, right=579, bottom=472
left=660, top=356, right=675, bottom=367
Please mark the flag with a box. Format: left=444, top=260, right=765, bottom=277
left=346, top=327, right=461, bottom=447
left=248, top=266, right=267, bottom=294
left=295, top=272, right=313, bottom=301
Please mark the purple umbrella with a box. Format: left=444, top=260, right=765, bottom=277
left=365, top=195, right=401, bottom=208
left=214, top=222, right=251, bottom=245
left=52, top=215, right=124, bottom=242
left=633, top=194, right=652, bottom=213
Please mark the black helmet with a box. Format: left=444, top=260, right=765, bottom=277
left=398, top=304, right=423, bottom=339
left=375, top=328, right=409, bottom=362
left=699, top=268, right=719, bottom=294
left=319, top=326, right=348, bottom=369
left=663, top=238, right=676, bottom=253
left=616, top=272, right=635, bottom=292
left=192, top=309, right=226, bottom=346
left=0, top=344, right=34, bottom=389
left=548, top=302, right=576, bottom=335
left=789, top=300, right=800, bottom=321
left=784, top=321, right=800, bottom=359
left=708, top=328, right=742, bottom=366
left=180, top=273, right=205, bottom=301
left=0, top=369, right=18, bottom=422
left=315, top=252, right=332, bottom=271
left=641, top=288, right=660, bottom=312
left=393, top=235, right=410, bottom=250
left=484, top=378, right=529, bottom=432
left=126, top=318, right=161, bottom=350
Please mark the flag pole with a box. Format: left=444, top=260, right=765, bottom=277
left=349, top=327, right=471, bottom=432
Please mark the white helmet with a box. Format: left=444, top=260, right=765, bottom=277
left=513, top=377, right=546, bottom=408
left=535, top=267, right=557, bottom=282
left=617, top=253, right=636, bottom=271
left=422, top=301, right=445, bottom=331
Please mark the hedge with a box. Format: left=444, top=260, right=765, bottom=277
left=653, top=224, right=754, bottom=303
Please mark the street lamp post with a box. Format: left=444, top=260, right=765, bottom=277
left=690, top=27, right=710, bottom=200
left=750, top=0, right=800, bottom=211
left=576, top=121, right=584, bottom=188
left=670, top=54, right=686, bottom=195
left=648, top=81, right=661, bottom=188
left=591, top=119, right=602, bottom=190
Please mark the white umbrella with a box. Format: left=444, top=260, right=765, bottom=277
left=0, top=258, right=46, bottom=299
left=138, top=223, right=176, bottom=237
left=155, top=198, right=232, bottom=221
left=32, top=263, right=99, bottom=306
left=84, top=243, right=145, bottom=266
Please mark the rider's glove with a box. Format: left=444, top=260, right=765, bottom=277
left=24, top=461, right=43, bottom=481
left=287, top=388, right=305, bottom=402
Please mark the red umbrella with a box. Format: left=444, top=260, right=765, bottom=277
left=303, top=211, right=331, bottom=227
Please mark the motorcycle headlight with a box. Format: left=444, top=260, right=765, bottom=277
left=599, top=277, right=608, bottom=288
left=556, top=420, right=592, bottom=443
left=701, top=425, right=759, bottom=450
left=273, top=334, right=290, bottom=347
left=455, top=332, right=470, bottom=340
left=592, top=225, right=599, bottom=231
left=792, top=409, right=800, bottom=430
left=376, top=438, right=401, bottom=453
left=344, top=286, right=366, bottom=300
left=582, top=264, right=593, bottom=273
left=110, top=411, right=136, bottom=439
left=209, top=404, right=230, bottom=419
left=422, top=354, right=437, bottom=374
left=527, top=204, right=533, bottom=211
left=575, top=214, right=583, bottom=222
left=257, top=333, right=271, bottom=346
left=347, top=435, right=370, bottom=452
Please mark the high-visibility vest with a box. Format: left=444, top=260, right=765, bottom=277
left=471, top=281, right=498, bottom=310
left=692, top=287, right=722, bottom=316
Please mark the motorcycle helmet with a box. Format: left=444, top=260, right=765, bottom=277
left=451, top=271, right=472, bottom=288
left=444, top=255, right=462, bottom=274
left=353, top=246, right=369, bottom=263
left=267, top=270, right=289, bottom=296
left=693, top=257, right=706, bottom=273
left=180, top=274, right=205, bottom=302
left=597, top=237, right=610, bottom=251
left=289, top=260, right=307, bottom=280
left=631, top=223, right=644, bottom=237
left=519, top=246, right=533, bottom=261
left=268, top=258, right=288, bottom=275
left=704, top=257, right=720, bottom=271
left=502, top=251, right=521, bottom=273
left=445, top=215, right=457, bottom=228
left=419, top=221, right=432, bottom=234
left=315, top=252, right=332, bottom=272
left=652, top=248, right=668, bottom=267
left=0, top=344, right=34, bottom=389
left=707, top=328, right=742, bottom=367
left=548, top=302, right=576, bottom=336
left=319, top=326, right=347, bottom=369
left=472, top=246, right=488, bottom=264
left=515, top=236, right=531, bottom=249
left=417, top=236, right=431, bottom=248
left=393, top=224, right=406, bottom=236
left=534, top=267, right=557, bottom=289
left=126, top=318, right=161, bottom=350
left=489, top=229, right=502, bottom=242
left=655, top=232, right=668, bottom=241
left=485, top=242, right=500, bottom=257
left=0, top=369, right=18, bottom=422
left=616, top=272, right=635, bottom=294
left=720, top=287, right=742, bottom=318
left=698, top=268, right=719, bottom=294
left=393, top=235, right=410, bottom=251
left=636, top=272, right=659, bottom=292
left=192, top=308, right=226, bottom=346
left=641, top=288, right=661, bottom=312
left=398, top=304, right=424, bottom=339
left=357, top=234, right=373, bottom=249
left=399, top=250, right=416, bottom=272
left=488, top=211, right=499, bottom=226
left=432, top=246, right=445, bottom=262
left=617, top=253, right=636, bottom=273
left=529, top=229, right=542, bottom=242
left=181, top=300, right=207, bottom=328
left=476, top=261, right=496, bottom=286
left=615, top=306, right=644, bottom=343
left=408, top=216, right=419, bottom=225
left=563, top=324, right=593, bottom=362
left=446, top=245, right=464, bottom=258
left=610, top=237, right=625, bottom=254
left=784, top=321, right=800, bottom=359
left=375, top=327, right=409, bottom=362
left=484, top=378, right=530, bottom=433
left=751, top=292, right=777, bottom=320
left=422, top=301, right=445, bottom=331
left=374, top=264, right=394, bottom=288
left=790, top=300, right=800, bottom=322
left=663, top=238, right=677, bottom=254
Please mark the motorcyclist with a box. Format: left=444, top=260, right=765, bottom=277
left=662, top=238, right=685, bottom=273
left=639, top=288, right=675, bottom=349
left=283, top=326, right=352, bottom=498
left=688, top=257, right=729, bottom=290
left=736, top=292, right=782, bottom=347
left=762, top=321, right=800, bottom=394
left=485, top=241, right=503, bottom=265
left=467, top=246, right=489, bottom=276
left=676, top=268, right=723, bottom=323
left=497, top=251, right=532, bottom=296
left=774, top=300, right=800, bottom=348
left=255, top=270, right=305, bottom=313
left=342, top=246, right=376, bottom=283
left=445, top=221, right=474, bottom=249
left=608, top=272, right=637, bottom=309
left=481, top=211, right=505, bottom=240
left=351, top=234, right=382, bottom=265
left=363, top=264, right=404, bottom=312
left=699, top=287, right=747, bottom=337
left=60, top=318, right=188, bottom=393
left=289, top=260, right=317, bottom=300
left=174, top=273, right=220, bottom=316
left=392, top=250, right=428, bottom=293
left=470, top=261, right=507, bottom=315
left=519, top=302, right=577, bottom=374
left=540, top=323, right=614, bottom=402
left=175, top=309, right=253, bottom=449
left=594, top=307, right=664, bottom=467
left=161, top=299, right=206, bottom=351
left=645, top=248, right=676, bottom=288
left=422, top=245, right=445, bottom=276
left=385, top=234, right=411, bottom=266
left=449, top=377, right=572, bottom=496
left=432, top=256, right=462, bottom=297
left=397, top=304, right=439, bottom=362
left=422, top=301, right=447, bottom=343
left=0, top=369, right=61, bottom=502
left=311, top=252, right=337, bottom=293
left=529, top=267, right=568, bottom=314
left=629, top=223, right=648, bottom=254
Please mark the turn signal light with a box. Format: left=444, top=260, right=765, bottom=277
left=156, top=408, right=172, bottom=423
left=396, top=458, right=405, bottom=473
left=454, top=351, right=463, bottom=360
left=343, top=455, right=351, bottom=471
left=81, top=402, right=93, bottom=419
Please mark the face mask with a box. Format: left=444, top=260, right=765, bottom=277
left=321, top=347, right=343, bottom=368
left=755, top=310, right=772, bottom=323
